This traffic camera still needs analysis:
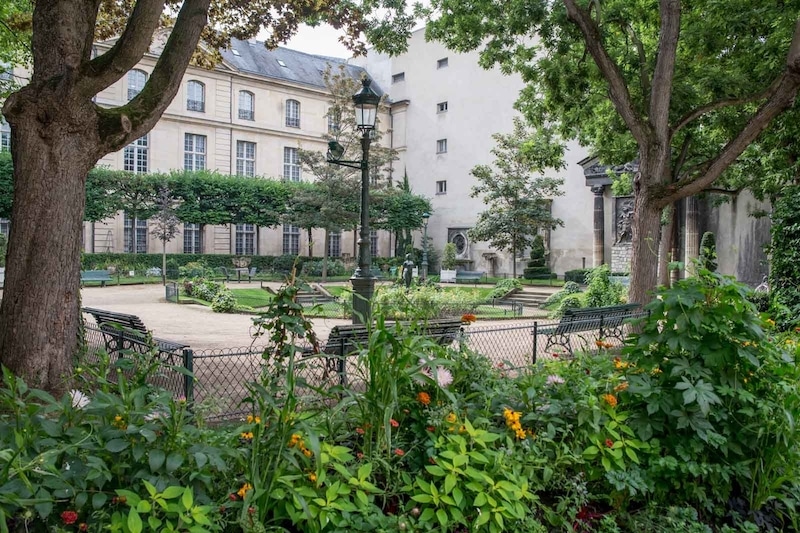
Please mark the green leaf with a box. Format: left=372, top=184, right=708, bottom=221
left=182, top=487, right=193, bottom=509
left=92, top=492, right=108, bottom=510
left=165, top=452, right=184, bottom=473
left=128, top=509, right=143, bottom=533
left=444, top=474, right=456, bottom=495
left=436, top=508, right=448, bottom=527
left=136, top=500, right=152, bottom=513
left=149, top=449, right=166, bottom=472
left=105, top=439, right=130, bottom=453
left=34, top=488, right=52, bottom=519
left=161, top=486, right=185, bottom=500
left=148, top=516, right=163, bottom=530
left=193, top=452, right=207, bottom=469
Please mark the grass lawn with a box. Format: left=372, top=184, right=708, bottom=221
left=229, top=288, right=273, bottom=308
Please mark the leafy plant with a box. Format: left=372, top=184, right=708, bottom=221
left=699, top=232, right=718, bottom=272
left=441, top=243, right=457, bottom=270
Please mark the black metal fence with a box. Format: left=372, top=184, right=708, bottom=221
left=81, top=314, right=646, bottom=421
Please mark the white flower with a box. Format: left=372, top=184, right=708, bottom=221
left=69, top=389, right=89, bottom=409
left=434, top=367, right=453, bottom=388
left=546, top=375, right=565, bottom=386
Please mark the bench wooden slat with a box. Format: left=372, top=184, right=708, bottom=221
left=82, top=307, right=189, bottom=357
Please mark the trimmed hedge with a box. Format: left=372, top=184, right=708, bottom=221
left=564, top=268, right=592, bottom=284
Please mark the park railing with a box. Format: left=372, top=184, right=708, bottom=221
left=81, top=314, right=645, bottom=422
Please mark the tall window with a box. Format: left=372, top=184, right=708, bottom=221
left=436, top=139, right=448, bottom=153
left=436, top=180, right=447, bottom=194
left=236, top=141, right=256, bottom=177
left=0, top=119, right=10, bottom=152
left=238, top=91, right=254, bottom=120
left=235, top=224, right=255, bottom=255
left=283, top=147, right=300, bottom=181
left=370, top=230, right=378, bottom=258
left=328, top=231, right=341, bottom=258
left=183, top=223, right=202, bottom=254
left=123, top=135, right=149, bottom=173
left=283, top=225, right=300, bottom=255
left=327, top=108, right=341, bottom=134
left=285, top=99, right=300, bottom=127
left=124, top=213, right=148, bottom=253
left=0, top=218, right=10, bottom=236
left=127, top=69, right=147, bottom=100
left=187, top=80, right=205, bottom=112
left=184, top=133, right=206, bottom=171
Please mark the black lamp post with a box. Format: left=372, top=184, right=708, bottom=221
left=326, top=77, right=381, bottom=324
left=421, top=212, right=430, bottom=281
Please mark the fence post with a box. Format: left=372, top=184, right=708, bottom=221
left=183, top=349, right=194, bottom=405
left=599, top=313, right=605, bottom=342
left=532, top=322, right=538, bottom=365
left=338, top=336, right=347, bottom=387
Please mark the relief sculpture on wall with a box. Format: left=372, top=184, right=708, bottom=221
left=614, top=197, right=635, bottom=245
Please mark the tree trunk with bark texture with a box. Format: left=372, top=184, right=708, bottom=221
left=628, top=191, right=663, bottom=306
left=0, top=89, right=97, bottom=393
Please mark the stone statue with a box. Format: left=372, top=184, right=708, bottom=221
left=402, top=254, right=415, bottom=289
left=615, top=199, right=635, bottom=244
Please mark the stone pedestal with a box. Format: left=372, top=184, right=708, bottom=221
left=612, top=243, right=632, bottom=273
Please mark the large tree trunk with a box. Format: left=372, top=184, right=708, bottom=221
left=628, top=192, right=663, bottom=306
left=0, top=93, right=96, bottom=395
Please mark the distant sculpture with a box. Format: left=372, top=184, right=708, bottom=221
left=615, top=199, right=634, bottom=244
left=402, top=254, right=415, bottom=289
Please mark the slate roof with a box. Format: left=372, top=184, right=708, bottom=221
left=220, top=38, right=383, bottom=96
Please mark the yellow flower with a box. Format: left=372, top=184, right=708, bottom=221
left=302, top=448, right=313, bottom=458
left=650, top=367, right=662, bottom=375
left=613, top=381, right=629, bottom=393
left=445, top=412, right=457, bottom=424
left=613, top=357, right=630, bottom=370
left=240, top=432, right=254, bottom=440
left=288, top=433, right=302, bottom=448
left=113, top=415, right=127, bottom=430
left=601, top=394, right=618, bottom=408
left=237, top=483, right=253, bottom=499
left=307, top=472, right=317, bottom=483
left=246, top=415, right=261, bottom=424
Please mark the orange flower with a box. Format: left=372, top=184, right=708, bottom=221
left=461, top=314, right=477, bottom=323
left=417, top=391, right=431, bottom=406
left=613, top=382, right=629, bottom=393
left=601, top=394, right=618, bottom=408
left=307, top=472, right=317, bottom=483
left=237, top=483, right=253, bottom=499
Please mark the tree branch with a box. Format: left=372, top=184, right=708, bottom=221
left=649, top=0, right=680, bottom=136
left=656, top=19, right=800, bottom=208
left=671, top=87, right=777, bottom=134
left=96, top=0, right=210, bottom=152
left=79, top=0, right=167, bottom=96
left=562, top=0, right=649, bottom=144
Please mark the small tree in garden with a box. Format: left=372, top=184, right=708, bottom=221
left=150, top=188, right=181, bottom=285
left=468, top=119, right=565, bottom=278
left=441, top=242, right=457, bottom=271
left=523, top=234, right=552, bottom=279
left=699, top=232, right=718, bottom=273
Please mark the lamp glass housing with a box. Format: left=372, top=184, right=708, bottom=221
left=353, top=78, right=380, bottom=131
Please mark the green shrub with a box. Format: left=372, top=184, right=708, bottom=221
left=554, top=294, right=583, bottom=317
left=373, top=285, right=483, bottom=319
left=191, top=279, right=224, bottom=301
left=584, top=264, right=625, bottom=307
left=699, top=231, right=718, bottom=272
left=564, top=268, right=591, bottom=284
left=543, top=280, right=582, bottom=307
left=770, top=185, right=800, bottom=330
left=211, top=287, right=238, bottom=313
left=441, top=242, right=457, bottom=270
left=301, top=259, right=346, bottom=277
left=489, top=278, right=522, bottom=299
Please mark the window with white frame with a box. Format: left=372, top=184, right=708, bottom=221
left=236, top=141, right=256, bottom=177
left=235, top=224, right=255, bottom=255
left=0, top=118, right=10, bottom=152
left=327, top=108, right=341, bottom=134
left=437, top=101, right=448, bottom=113
left=184, top=133, right=206, bottom=171
left=392, top=72, right=405, bottom=83
left=183, top=223, right=202, bottom=254
left=187, top=80, right=205, bottom=112
left=124, top=213, right=148, bottom=253
left=436, top=180, right=447, bottom=194
left=436, top=139, right=448, bottom=153
left=370, top=229, right=378, bottom=258
left=285, top=99, right=300, bottom=127
left=127, top=69, right=147, bottom=101
left=283, top=147, right=300, bottom=181
left=437, top=57, right=449, bottom=69
left=282, top=224, right=300, bottom=255
left=328, top=231, right=341, bottom=258
left=238, top=91, right=254, bottom=120
left=123, top=135, right=149, bottom=173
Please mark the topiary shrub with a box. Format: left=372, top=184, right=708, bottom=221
left=441, top=243, right=457, bottom=270
left=699, top=231, right=718, bottom=272
left=523, top=235, right=552, bottom=279
left=553, top=294, right=583, bottom=317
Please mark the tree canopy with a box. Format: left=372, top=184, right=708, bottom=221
left=424, top=0, right=800, bottom=303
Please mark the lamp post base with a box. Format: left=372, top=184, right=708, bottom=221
left=350, top=275, right=376, bottom=325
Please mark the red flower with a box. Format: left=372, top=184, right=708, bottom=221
left=356, top=452, right=364, bottom=460
left=355, top=427, right=365, bottom=435
left=390, top=419, right=399, bottom=428
left=394, top=448, right=405, bottom=456
left=551, top=353, right=559, bottom=358
left=61, top=510, right=79, bottom=525
left=229, top=493, right=238, bottom=501
left=79, top=524, right=88, bottom=532
left=426, top=425, right=435, bottom=432
left=605, top=439, right=614, bottom=448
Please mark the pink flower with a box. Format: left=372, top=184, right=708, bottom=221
left=390, top=419, right=399, bottom=428
left=546, top=375, right=565, bottom=386
left=394, top=448, right=405, bottom=456
left=435, top=367, right=453, bottom=388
